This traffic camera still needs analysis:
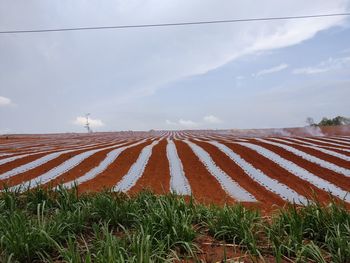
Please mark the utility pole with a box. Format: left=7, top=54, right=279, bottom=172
left=85, top=113, right=93, bottom=133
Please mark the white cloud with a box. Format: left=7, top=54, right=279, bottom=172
left=73, top=116, right=105, bottom=128
left=179, top=119, right=199, bottom=128
left=293, top=67, right=329, bottom=75
left=165, top=119, right=178, bottom=125
left=203, top=115, right=223, bottom=124
left=255, top=63, right=289, bottom=77
left=166, top=115, right=222, bottom=128
left=293, top=56, right=350, bottom=75
left=165, top=118, right=199, bottom=128
left=0, top=96, right=12, bottom=106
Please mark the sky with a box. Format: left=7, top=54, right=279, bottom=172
left=0, top=0, right=350, bottom=134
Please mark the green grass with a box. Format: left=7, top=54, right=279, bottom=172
left=0, top=186, right=349, bottom=262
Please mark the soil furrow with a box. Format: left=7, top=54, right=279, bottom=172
left=77, top=140, right=153, bottom=193
left=0, top=141, right=127, bottom=189
left=248, top=140, right=350, bottom=191
left=190, top=139, right=284, bottom=207
left=214, top=140, right=337, bottom=204
left=173, top=140, right=235, bottom=205
left=129, top=139, right=170, bottom=195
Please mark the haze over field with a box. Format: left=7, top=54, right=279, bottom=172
left=0, top=0, right=350, bottom=133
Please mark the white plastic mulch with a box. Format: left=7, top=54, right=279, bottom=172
left=236, top=142, right=350, bottom=203
left=166, top=139, right=191, bottom=195
left=206, top=140, right=307, bottom=204
left=113, top=139, right=160, bottom=192
left=62, top=139, right=149, bottom=189
left=283, top=137, right=350, bottom=153
left=255, top=139, right=350, bottom=177
left=300, top=137, right=350, bottom=148
left=184, top=140, right=257, bottom=202
left=8, top=141, right=130, bottom=191
left=269, top=138, right=350, bottom=162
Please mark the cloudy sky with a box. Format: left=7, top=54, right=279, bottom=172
left=1, top=0, right=350, bottom=133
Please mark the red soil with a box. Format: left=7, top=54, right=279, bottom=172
left=0, top=141, right=127, bottom=188
left=78, top=140, right=153, bottom=193
left=190, top=139, right=284, bottom=207
left=129, top=139, right=170, bottom=195
left=0, top=153, right=58, bottom=175
left=297, top=138, right=350, bottom=150
left=279, top=138, right=350, bottom=157
left=43, top=140, right=141, bottom=188
left=0, top=141, right=119, bottom=173
left=267, top=139, right=350, bottom=169
left=216, top=140, right=335, bottom=205
left=248, top=140, right=350, bottom=192
left=173, top=140, right=235, bottom=205
left=317, top=138, right=350, bottom=147
left=1, top=130, right=350, bottom=210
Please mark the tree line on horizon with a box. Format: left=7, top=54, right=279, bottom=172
left=306, top=116, right=350, bottom=127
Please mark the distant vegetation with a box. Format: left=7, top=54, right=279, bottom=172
left=0, top=186, right=349, bottom=262
left=306, top=116, right=350, bottom=127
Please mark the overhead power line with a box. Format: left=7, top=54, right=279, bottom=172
left=0, top=12, right=349, bottom=34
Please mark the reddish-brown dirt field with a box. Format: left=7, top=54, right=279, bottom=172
left=129, top=139, right=170, bottom=195
left=266, top=138, right=350, bottom=168
left=276, top=137, right=350, bottom=156
left=174, top=140, right=235, bottom=205
left=296, top=137, right=350, bottom=149
left=78, top=140, right=153, bottom=193
left=249, top=140, right=350, bottom=191
left=317, top=138, right=350, bottom=146
left=0, top=140, right=127, bottom=189
left=215, top=140, right=337, bottom=205
left=0, top=128, right=349, bottom=210
left=189, top=139, right=285, bottom=207
left=0, top=153, right=52, bottom=174
left=43, top=140, right=140, bottom=188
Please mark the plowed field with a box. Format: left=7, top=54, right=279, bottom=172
left=1, top=127, right=349, bottom=209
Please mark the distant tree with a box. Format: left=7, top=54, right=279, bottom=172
left=319, top=117, right=331, bottom=126
left=334, top=116, right=350, bottom=125
left=318, top=116, right=350, bottom=126
left=306, top=117, right=315, bottom=126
